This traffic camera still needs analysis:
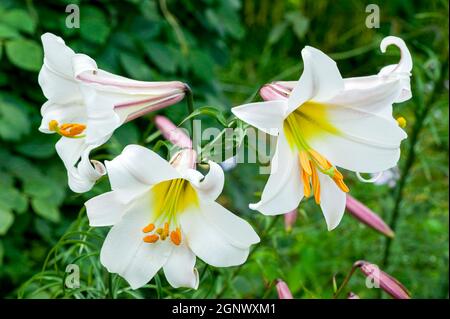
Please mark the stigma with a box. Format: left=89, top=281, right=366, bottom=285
left=48, top=120, right=86, bottom=138
left=299, top=150, right=349, bottom=204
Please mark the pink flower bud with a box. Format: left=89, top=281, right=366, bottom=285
left=284, top=209, right=297, bottom=232
left=346, top=195, right=394, bottom=238
left=347, top=292, right=360, bottom=299
left=355, top=261, right=411, bottom=299
left=155, top=115, right=192, bottom=149
left=259, top=82, right=293, bottom=101
left=276, top=279, right=294, bottom=299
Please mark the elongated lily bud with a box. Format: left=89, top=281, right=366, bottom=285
left=284, top=209, right=297, bottom=232
left=155, top=115, right=192, bottom=149
left=347, top=292, right=360, bottom=299
left=276, top=279, right=294, bottom=299
left=346, top=195, right=394, bottom=238
left=354, top=261, right=411, bottom=299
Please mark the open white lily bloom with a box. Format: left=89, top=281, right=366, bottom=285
left=232, top=36, right=411, bottom=230
left=38, top=33, right=186, bottom=193
left=85, top=146, right=259, bottom=289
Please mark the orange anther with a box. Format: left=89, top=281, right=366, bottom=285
left=170, top=228, right=182, bottom=246
left=48, top=120, right=59, bottom=131
left=299, top=151, right=312, bottom=175
left=143, top=234, right=159, bottom=243
left=301, top=168, right=311, bottom=197
left=308, top=149, right=332, bottom=170
left=334, top=177, right=349, bottom=193
left=311, top=167, right=321, bottom=204
left=142, top=223, right=155, bottom=233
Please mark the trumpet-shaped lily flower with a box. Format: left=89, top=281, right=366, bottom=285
left=232, top=36, right=411, bottom=230
left=85, top=146, right=259, bottom=289
left=38, top=33, right=187, bottom=193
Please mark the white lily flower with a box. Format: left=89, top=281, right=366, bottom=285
left=38, top=33, right=187, bottom=193
left=85, top=146, right=259, bottom=289
left=232, top=36, right=411, bottom=230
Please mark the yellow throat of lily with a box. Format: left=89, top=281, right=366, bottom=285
left=142, top=178, right=199, bottom=246
left=48, top=120, right=86, bottom=138
left=283, top=101, right=349, bottom=204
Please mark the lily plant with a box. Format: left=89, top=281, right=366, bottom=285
left=232, top=36, right=412, bottom=230
left=38, top=33, right=187, bottom=193
left=85, top=145, right=259, bottom=289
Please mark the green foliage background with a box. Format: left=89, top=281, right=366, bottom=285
left=0, top=0, right=448, bottom=298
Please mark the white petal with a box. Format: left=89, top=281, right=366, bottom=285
left=67, top=144, right=106, bottom=193
left=78, top=85, right=122, bottom=144
left=38, top=33, right=80, bottom=104
left=249, top=133, right=303, bottom=215
left=288, top=46, right=344, bottom=113
left=105, top=145, right=180, bottom=202
left=307, top=105, right=407, bottom=173
left=200, top=198, right=260, bottom=249
left=85, top=191, right=126, bottom=226
left=163, top=243, right=199, bottom=289
left=332, top=78, right=403, bottom=119
left=379, top=36, right=413, bottom=103
left=39, top=101, right=87, bottom=133
left=72, top=54, right=98, bottom=77
left=231, top=100, right=287, bottom=135
left=380, top=36, right=413, bottom=74
left=189, top=161, right=224, bottom=201
left=55, top=136, right=87, bottom=171
left=100, top=194, right=172, bottom=289
left=179, top=208, right=251, bottom=267
left=318, top=172, right=346, bottom=230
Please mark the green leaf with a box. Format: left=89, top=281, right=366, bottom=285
left=0, top=186, right=28, bottom=214
left=286, top=12, right=309, bottom=40
left=31, top=198, right=61, bottom=223
left=5, top=38, right=43, bottom=72
left=15, top=134, right=58, bottom=159
left=179, top=106, right=228, bottom=127
left=107, top=123, right=139, bottom=156
left=0, top=98, right=30, bottom=141
left=268, top=22, right=288, bottom=45
left=145, top=42, right=177, bottom=73
left=0, top=23, right=20, bottom=39
left=189, top=50, right=215, bottom=81
left=0, top=208, right=14, bottom=235
left=119, top=52, right=152, bottom=80
left=1, top=9, right=36, bottom=34
left=0, top=240, right=4, bottom=266
left=80, top=6, right=111, bottom=45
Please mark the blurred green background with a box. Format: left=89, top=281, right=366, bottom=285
left=0, top=0, right=448, bottom=298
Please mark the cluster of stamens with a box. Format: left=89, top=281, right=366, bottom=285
left=48, top=120, right=86, bottom=138
left=142, top=222, right=182, bottom=245
left=299, top=149, right=349, bottom=204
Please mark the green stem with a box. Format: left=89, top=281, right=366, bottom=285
left=381, top=61, right=447, bottom=268
left=333, top=264, right=359, bottom=299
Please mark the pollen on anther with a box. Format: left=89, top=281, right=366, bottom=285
left=170, top=228, right=182, bottom=246
left=143, top=234, right=159, bottom=243
left=142, top=223, right=155, bottom=233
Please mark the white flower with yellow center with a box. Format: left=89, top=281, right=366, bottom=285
left=232, top=36, right=411, bottom=230
left=85, top=146, right=260, bottom=289
left=38, top=33, right=186, bottom=193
